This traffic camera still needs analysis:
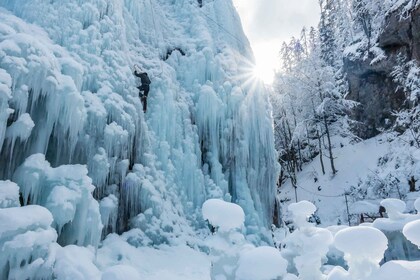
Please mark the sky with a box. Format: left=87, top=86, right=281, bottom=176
left=232, top=0, right=320, bottom=84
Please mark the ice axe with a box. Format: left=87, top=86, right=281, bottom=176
left=134, top=64, right=142, bottom=73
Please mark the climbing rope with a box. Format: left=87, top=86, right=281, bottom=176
left=294, top=184, right=345, bottom=198
left=197, top=9, right=246, bottom=46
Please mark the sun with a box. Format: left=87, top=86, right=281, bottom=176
left=253, top=64, right=271, bottom=83
left=251, top=44, right=278, bottom=84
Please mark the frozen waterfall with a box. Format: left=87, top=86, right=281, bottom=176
left=0, top=0, right=278, bottom=266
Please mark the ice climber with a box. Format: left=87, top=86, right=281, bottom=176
left=134, top=66, right=151, bottom=112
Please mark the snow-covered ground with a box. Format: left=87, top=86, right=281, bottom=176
left=280, top=133, right=420, bottom=226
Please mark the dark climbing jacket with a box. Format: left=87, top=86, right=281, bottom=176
left=134, top=71, right=151, bottom=85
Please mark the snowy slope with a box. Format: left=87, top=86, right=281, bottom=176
left=279, top=133, right=420, bottom=226
left=0, top=0, right=279, bottom=278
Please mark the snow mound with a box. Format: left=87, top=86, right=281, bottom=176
left=373, top=198, right=417, bottom=232
left=0, top=205, right=57, bottom=279
left=334, top=226, right=387, bottom=279
left=102, top=265, right=140, bottom=280
left=235, top=246, right=288, bottom=280
left=403, top=220, right=420, bottom=247
left=288, top=200, right=317, bottom=228
left=335, top=226, right=388, bottom=260
left=0, top=180, right=19, bottom=208
left=202, top=199, right=245, bottom=232
left=54, top=245, right=101, bottom=280
left=381, top=198, right=406, bottom=219
left=369, top=260, right=420, bottom=280
left=0, top=205, right=53, bottom=238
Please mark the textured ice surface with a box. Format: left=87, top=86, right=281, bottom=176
left=0, top=180, right=19, bottom=208
left=0, top=0, right=278, bottom=247
left=13, top=154, right=102, bottom=247
left=0, top=205, right=57, bottom=279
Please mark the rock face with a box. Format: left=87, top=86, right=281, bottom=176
left=344, top=5, right=420, bottom=139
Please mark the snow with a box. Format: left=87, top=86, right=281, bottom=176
left=373, top=198, right=418, bottom=232
left=0, top=205, right=57, bottom=280
left=380, top=199, right=407, bottom=219
left=54, top=245, right=101, bottom=280
left=102, top=265, right=141, bottom=280
left=368, top=260, right=420, bottom=280
left=235, top=246, right=288, bottom=280
left=414, top=197, right=420, bottom=212
left=202, top=199, right=245, bottom=232
left=334, top=226, right=388, bottom=279
left=403, top=220, right=420, bottom=247
left=0, top=0, right=419, bottom=279
left=282, top=201, right=334, bottom=279
left=0, top=180, right=19, bottom=208
left=334, top=227, right=388, bottom=261
left=287, top=200, right=317, bottom=228
left=280, top=135, right=390, bottom=226
left=97, top=235, right=211, bottom=280
left=350, top=200, right=380, bottom=215
left=5, top=112, right=34, bottom=142
left=0, top=205, right=53, bottom=238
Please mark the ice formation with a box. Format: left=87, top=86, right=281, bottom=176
left=0, top=0, right=278, bottom=245
left=0, top=0, right=278, bottom=278
left=0, top=205, right=57, bottom=280
left=13, top=154, right=102, bottom=247
left=0, top=180, right=19, bottom=208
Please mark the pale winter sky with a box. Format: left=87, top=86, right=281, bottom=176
left=233, top=0, right=320, bottom=83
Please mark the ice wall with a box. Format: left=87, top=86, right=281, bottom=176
left=0, top=0, right=278, bottom=247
